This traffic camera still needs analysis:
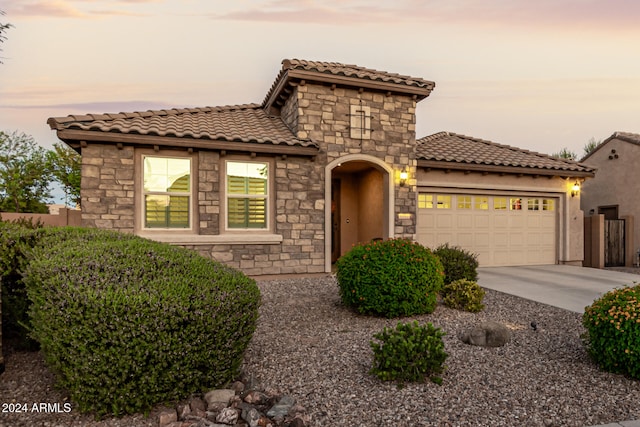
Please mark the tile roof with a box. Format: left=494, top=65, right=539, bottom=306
left=48, top=104, right=317, bottom=148
left=416, top=132, right=595, bottom=176
left=581, top=131, right=640, bottom=161
left=263, top=59, right=435, bottom=107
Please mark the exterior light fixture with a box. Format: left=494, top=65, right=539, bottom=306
left=399, top=167, right=408, bottom=187
left=571, top=181, right=580, bottom=197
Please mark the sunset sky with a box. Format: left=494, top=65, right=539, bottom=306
left=1, top=0, right=639, bottom=163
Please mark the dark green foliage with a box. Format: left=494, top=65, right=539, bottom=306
left=441, top=279, right=486, bottom=313
left=433, top=243, right=478, bottom=285
left=336, top=238, right=444, bottom=318
left=582, top=285, right=640, bottom=379
left=0, top=220, right=41, bottom=349
left=370, top=321, right=447, bottom=385
left=23, top=232, right=260, bottom=416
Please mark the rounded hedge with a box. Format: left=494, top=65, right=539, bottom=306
left=433, top=243, right=478, bottom=285
left=582, top=284, right=640, bottom=379
left=23, top=232, right=260, bottom=416
left=336, top=238, right=444, bottom=318
left=440, top=279, right=485, bottom=313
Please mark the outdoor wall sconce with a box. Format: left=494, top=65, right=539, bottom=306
left=571, top=181, right=580, bottom=197
left=399, top=167, right=408, bottom=187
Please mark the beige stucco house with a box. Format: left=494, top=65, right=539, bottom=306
left=581, top=131, right=640, bottom=267
left=47, top=59, right=594, bottom=275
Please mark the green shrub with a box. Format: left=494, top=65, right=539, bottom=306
left=0, top=221, right=41, bottom=349
left=336, top=238, right=444, bottom=318
left=582, top=284, right=640, bottom=379
left=441, top=279, right=486, bottom=312
left=23, top=234, right=261, bottom=416
left=433, top=243, right=478, bottom=285
left=370, top=321, right=447, bottom=385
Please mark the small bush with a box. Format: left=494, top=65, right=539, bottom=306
left=24, top=233, right=260, bottom=416
left=336, top=238, right=444, bottom=318
left=441, top=279, right=486, bottom=312
left=433, top=243, right=478, bottom=285
left=370, top=321, right=447, bottom=385
left=582, top=284, right=640, bottom=379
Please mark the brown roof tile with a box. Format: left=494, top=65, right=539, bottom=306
left=263, top=59, right=435, bottom=107
left=417, top=132, right=595, bottom=176
left=48, top=104, right=317, bottom=148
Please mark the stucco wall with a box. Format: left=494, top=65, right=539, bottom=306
left=581, top=138, right=640, bottom=261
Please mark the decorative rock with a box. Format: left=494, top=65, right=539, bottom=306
left=266, top=395, right=296, bottom=419
left=288, top=418, right=306, bottom=427
left=231, top=380, right=245, bottom=393
left=241, top=405, right=263, bottom=427
left=190, top=397, right=207, bottom=413
left=243, top=390, right=269, bottom=405
left=205, top=389, right=236, bottom=407
left=215, top=407, right=239, bottom=425
left=177, top=403, right=192, bottom=419
left=461, top=321, right=512, bottom=347
left=158, top=409, right=178, bottom=426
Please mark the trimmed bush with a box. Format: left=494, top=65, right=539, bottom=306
left=336, top=238, right=444, bottom=318
left=370, top=321, right=447, bottom=385
left=582, top=284, right=640, bottom=379
left=23, top=233, right=260, bottom=416
left=441, top=279, right=486, bottom=313
left=433, top=243, right=478, bottom=285
left=0, top=220, right=41, bottom=349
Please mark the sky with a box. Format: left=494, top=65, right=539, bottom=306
left=1, top=0, right=640, bottom=165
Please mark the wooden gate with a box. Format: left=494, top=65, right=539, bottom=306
left=605, top=219, right=625, bottom=267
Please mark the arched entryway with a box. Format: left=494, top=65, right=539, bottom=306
left=324, top=155, right=395, bottom=272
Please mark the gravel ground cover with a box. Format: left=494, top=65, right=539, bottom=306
left=2, top=274, right=640, bottom=427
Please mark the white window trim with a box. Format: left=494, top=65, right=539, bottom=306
left=136, top=151, right=197, bottom=234
left=221, top=157, right=275, bottom=234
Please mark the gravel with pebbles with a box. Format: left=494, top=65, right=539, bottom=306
left=2, top=274, right=640, bottom=427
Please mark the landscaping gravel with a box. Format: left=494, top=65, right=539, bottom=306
left=2, top=274, right=640, bottom=426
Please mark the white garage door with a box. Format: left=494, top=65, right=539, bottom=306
left=416, top=193, right=557, bottom=267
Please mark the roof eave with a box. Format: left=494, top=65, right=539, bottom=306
left=55, top=129, right=320, bottom=157
left=417, top=160, right=595, bottom=178
left=263, top=69, right=434, bottom=112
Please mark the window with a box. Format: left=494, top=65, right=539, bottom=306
left=418, top=194, right=433, bottom=209
left=436, top=195, right=451, bottom=209
left=474, top=196, right=489, bottom=210
left=350, top=104, right=371, bottom=139
left=143, top=156, right=191, bottom=229
left=494, top=197, right=507, bottom=210
left=510, top=198, right=522, bottom=211
left=226, top=161, right=268, bottom=229
left=527, top=198, right=540, bottom=211
left=457, top=195, right=472, bottom=209
left=543, top=199, right=555, bottom=211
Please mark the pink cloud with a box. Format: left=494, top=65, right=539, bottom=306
left=211, top=0, right=640, bottom=32
left=2, top=0, right=159, bottom=19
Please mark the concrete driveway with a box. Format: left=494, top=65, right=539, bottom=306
left=477, top=265, right=640, bottom=313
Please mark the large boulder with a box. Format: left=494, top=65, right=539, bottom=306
left=460, top=321, right=511, bottom=347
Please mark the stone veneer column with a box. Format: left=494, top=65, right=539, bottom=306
left=80, top=144, right=135, bottom=232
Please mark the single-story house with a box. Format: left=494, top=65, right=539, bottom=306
left=580, top=131, right=640, bottom=267
left=47, top=59, right=594, bottom=275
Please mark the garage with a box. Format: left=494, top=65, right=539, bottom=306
left=416, top=192, right=558, bottom=267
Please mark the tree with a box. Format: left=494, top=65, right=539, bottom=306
left=47, top=143, right=81, bottom=208
left=583, top=137, right=601, bottom=158
left=551, top=147, right=577, bottom=161
left=0, top=131, right=52, bottom=213
left=0, top=10, right=12, bottom=64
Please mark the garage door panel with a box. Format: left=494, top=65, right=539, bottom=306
left=418, top=193, right=557, bottom=267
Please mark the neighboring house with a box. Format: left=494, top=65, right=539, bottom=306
left=580, top=131, right=640, bottom=267
left=47, top=59, right=594, bottom=275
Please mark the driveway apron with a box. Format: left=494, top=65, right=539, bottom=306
left=477, top=265, right=640, bottom=313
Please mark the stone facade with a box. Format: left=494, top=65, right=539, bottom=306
left=77, top=79, right=420, bottom=275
